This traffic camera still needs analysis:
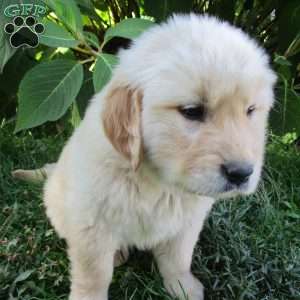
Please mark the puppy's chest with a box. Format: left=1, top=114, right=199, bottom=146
left=102, top=189, right=194, bottom=249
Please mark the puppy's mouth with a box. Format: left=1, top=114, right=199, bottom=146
left=215, top=180, right=252, bottom=198
left=195, top=180, right=251, bottom=198
left=191, top=184, right=241, bottom=198
left=223, top=182, right=248, bottom=193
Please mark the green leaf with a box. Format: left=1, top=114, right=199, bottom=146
left=16, top=59, right=84, bottom=132
left=93, top=54, right=118, bottom=93
left=76, top=70, right=94, bottom=118
left=43, top=0, right=83, bottom=38
left=75, top=0, right=94, bottom=12
left=103, top=18, right=154, bottom=45
left=144, top=0, right=193, bottom=21
left=286, top=212, right=300, bottom=219
left=71, top=102, right=82, bottom=128
left=71, top=70, right=94, bottom=127
left=274, top=54, right=292, bottom=67
left=84, top=31, right=99, bottom=48
left=75, top=0, right=99, bottom=20
left=75, top=1, right=106, bottom=24
left=285, top=32, right=300, bottom=58
left=40, top=19, right=80, bottom=48
left=14, top=270, right=34, bottom=283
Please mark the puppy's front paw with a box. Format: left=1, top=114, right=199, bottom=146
left=164, top=272, right=204, bottom=300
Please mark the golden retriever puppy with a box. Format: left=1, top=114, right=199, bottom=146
left=42, top=14, right=276, bottom=300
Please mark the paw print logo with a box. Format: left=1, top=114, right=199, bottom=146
left=4, top=16, right=44, bottom=48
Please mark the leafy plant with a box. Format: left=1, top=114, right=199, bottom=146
left=0, top=0, right=299, bottom=136
left=0, top=0, right=154, bottom=132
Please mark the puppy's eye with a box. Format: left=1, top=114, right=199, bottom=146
left=178, top=105, right=206, bottom=121
left=247, top=105, right=256, bottom=117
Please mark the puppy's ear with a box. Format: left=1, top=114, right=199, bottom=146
left=102, top=86, right=143, bottom=170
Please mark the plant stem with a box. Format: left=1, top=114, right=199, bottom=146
left=80, top=57, right=95, bottom=65
left=73, top=47, right=91, bottom=55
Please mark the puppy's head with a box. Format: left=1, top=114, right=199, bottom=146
left=102, top=15, right=276, bottom=199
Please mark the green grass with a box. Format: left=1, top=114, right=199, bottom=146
left=1, top=126, right=300, bottom=300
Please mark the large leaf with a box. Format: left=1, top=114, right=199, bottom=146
left=16, top=59, right=83, bottom=132
left=103, top=18, right=154, bottom=45
left=40, top=19, right=80, bottom=48
left=144, top=0, right=193, bottom=21
left=43, top=0, right=83, bottom=38
left=93, top=54, right=118, bottom=93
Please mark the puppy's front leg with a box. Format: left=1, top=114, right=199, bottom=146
left=68, top=231, right=116, bottom=300
left=153, top=219, right=208, bottom=300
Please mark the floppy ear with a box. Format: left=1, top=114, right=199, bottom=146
left=102, top=86, right=143, bottom=170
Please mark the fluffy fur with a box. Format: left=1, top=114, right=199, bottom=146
left=43, top=14, right=276, bottom=300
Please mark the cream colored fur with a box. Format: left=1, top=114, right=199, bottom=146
left=41, top=15, right=276, bottom=300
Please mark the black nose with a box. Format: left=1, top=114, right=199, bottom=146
left=221, top=162, right=253, bottom=186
